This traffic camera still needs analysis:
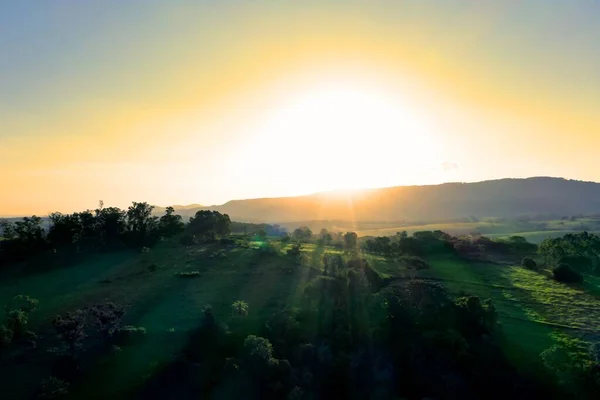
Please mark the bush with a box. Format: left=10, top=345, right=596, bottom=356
left=552, top=263, right=583, bottom=283
left=53, top=310, right=87, bottom=357
left=232, top=300, right=249, bottom=317
left=521, top=257, right=538, bottom=270
left=114, top=325, right=147, bottom=345
left=38, top=376, right=69, bottom=399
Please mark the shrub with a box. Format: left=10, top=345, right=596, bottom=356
left=53, top=310, right=87, bottom=357
left=243, top=335, right=274, bottom=367
left=232, top=300, right=249, bottom=317
left=114, top=325, right=147, bottom=345
left=88, top=302, right=124, bottom=338
left=521, top=257, right=538, bottom=270
left=552, top=263, right=583, bottom=283
left=38, top=376, right=69, bottom=399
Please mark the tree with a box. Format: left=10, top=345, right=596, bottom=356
left=158, top=207, right=184, bottom=237
left=95, top=206, right=126, bottom=245
left=343, top=232, right=358, bottom=251
left=0, top=216, right=46, bottom=261
left=126, top=202, right=159, bottom=246
left=4, top=295, right=38, bottom=339
left=53, top=310, right=87, bottom=357
left=319, top=228, right=332, bottom=245
left=243, top=335, right=275, bottom=371
left=232, top=300, right=249, bottom=317
left=292, top=227, right=312, bottom=242
left=47, top=213, right=82, bottom=248
left=88, top=302, right=124, bottom=339
left=396, top=230, right=408, bottom=241
left=455, top=296, right=498, bottom=335
left=539, top=232, right=600, bottom=274
left=257, top=229, right=267, bottom=240
left=188, top=210, right=231, bottom=241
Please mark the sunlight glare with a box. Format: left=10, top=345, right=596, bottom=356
left=241, top=79, right=440, bottom=194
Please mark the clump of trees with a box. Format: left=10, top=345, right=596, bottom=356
left=292, top=226, right=313, bottom=243
left=539, top=232, right=600, bottom=275
left=187, top=210, right=231, bottom=242
left=363, top=230, right=455, bottom=257
left=0, top=203, right=232, bottom=266
left=52, top=302, right=128, bottom=359
left=230, top=222, right=285, bottom=237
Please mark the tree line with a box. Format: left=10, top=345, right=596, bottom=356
left=0, top=202, right=232, bottom=265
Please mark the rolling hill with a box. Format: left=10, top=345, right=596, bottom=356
left=159, top=177, right=600, bottom=223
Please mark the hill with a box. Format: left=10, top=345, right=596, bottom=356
left=168, top=177, right=600, bottom=223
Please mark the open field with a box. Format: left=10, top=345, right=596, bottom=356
left=2, top=237, right=600, bottom=398
left=486, top=230, right=600, bottom=243
left=0, top=242, right=313, bottom=398
left=418, top=255, right=600, bottom=366
left=355, top=222, right=600, bottom=244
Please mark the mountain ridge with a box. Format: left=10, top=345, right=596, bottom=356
left=155, top=177, right=600, bottom=223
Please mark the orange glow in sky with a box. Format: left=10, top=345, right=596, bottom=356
left=1, top=1, right=599, bottom=215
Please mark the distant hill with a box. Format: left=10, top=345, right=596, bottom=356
left=168, top=177, right=600, bottom=223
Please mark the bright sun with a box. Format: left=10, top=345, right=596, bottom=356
left=238, top=80, right=440, bottom=194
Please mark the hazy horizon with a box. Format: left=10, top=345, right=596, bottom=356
left=2, top=175, right=599, bottom=218
left=2, top=1, right=600, bottom=215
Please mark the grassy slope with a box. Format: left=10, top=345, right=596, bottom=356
left=417, top=255, right=600, bottom=373
left=2, top=240, right=600, bottom=397
left=0, top=242, right=312, bottom=399
left=354, top=218, right=600, bottom=243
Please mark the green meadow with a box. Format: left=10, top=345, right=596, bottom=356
left=2, top=236, right=600, bottom=398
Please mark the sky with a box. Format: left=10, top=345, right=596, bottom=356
left=1, top=0, right=599, bottom=216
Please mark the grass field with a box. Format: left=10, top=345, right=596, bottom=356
left=355, top=221, right=600, bottom=244
left=417, top=255, right=600, bottom=367
left=0, top=242, right=316, bottom=398
left=2, top=239, right=600, bottom=398
left=486, top=230, right=600, bottom=243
